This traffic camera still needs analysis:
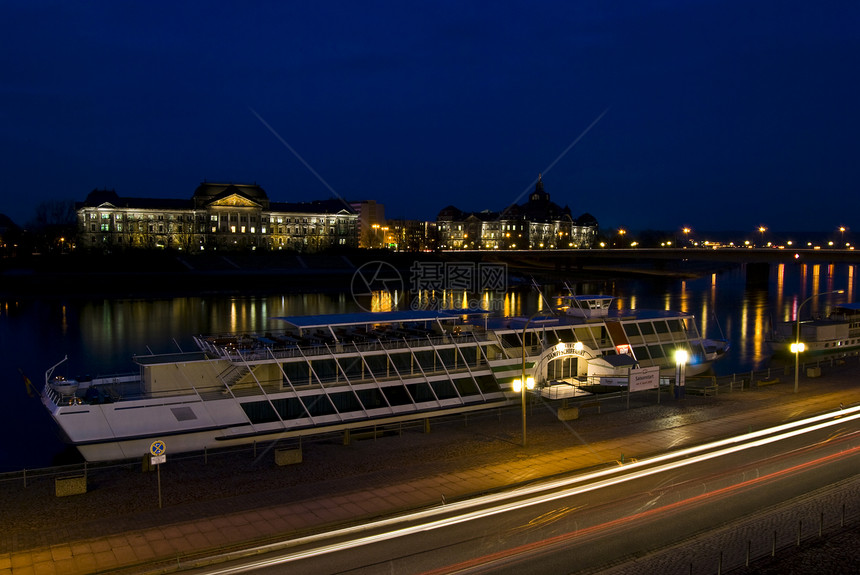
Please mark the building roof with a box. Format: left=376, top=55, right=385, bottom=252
left=438, top=175, right=582, bottom=225
left=270, top=199, right=356, bottom=215
left=78, top=189, right=193, bottom=211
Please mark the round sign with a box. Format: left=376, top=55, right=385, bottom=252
left=150, top=440, right=166, bottom=456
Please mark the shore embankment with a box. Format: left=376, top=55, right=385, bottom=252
left=1, top=361, right=859, bottom=574
left=0, top=250, right=735, bottom=297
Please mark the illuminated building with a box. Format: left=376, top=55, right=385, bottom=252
left=76, top=182, right=359, bottom=252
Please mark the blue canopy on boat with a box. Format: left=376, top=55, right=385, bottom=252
left=272, top=310, right=462, bottom=330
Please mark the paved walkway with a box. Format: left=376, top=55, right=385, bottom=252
left=2, top=362, right=859, bottom=575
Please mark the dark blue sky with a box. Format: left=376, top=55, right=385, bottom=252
left=2, top=1, right=858, bottom=232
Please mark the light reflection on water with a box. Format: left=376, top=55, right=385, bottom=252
left=1, top=261, right=858, bottom=469
left=59, top=262, right=860, bottom=377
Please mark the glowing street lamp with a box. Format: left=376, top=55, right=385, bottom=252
left=793, top=289, right=844, bottom=393
left=673, top=348, right=688, bottom=398
left=758, top=226, right=767, bottom=247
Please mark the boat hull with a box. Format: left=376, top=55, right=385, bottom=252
left=41, top=303, right=730, bottom=462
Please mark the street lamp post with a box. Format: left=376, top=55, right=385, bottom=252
left=514, top=310, right=546, bottom=447
left=793, top=289, right=844, bottom=393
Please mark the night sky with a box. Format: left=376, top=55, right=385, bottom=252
left=2, top=1, right=858, bottom=233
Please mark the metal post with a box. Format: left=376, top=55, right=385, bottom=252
left=795, top=290, right=844, bottom=392
left=521, top=348, right=527, bottom=447
left=519, top=310, right=547, bottom=447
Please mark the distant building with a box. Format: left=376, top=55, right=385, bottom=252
left=0, top=213, right=22, bottom=257
left=436, top=176, right=597, bottom=249
left=349, top=200, right=386, bottom=248
left=76, top=182, right=359, bottom=252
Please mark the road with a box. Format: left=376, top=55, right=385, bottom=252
left=185, top=406, right=860, bottom=574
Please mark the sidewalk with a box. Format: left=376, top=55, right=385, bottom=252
left=2, top=363, right=859, bottom=575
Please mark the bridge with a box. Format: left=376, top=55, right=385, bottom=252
left=436, top=247, right=860, bottom=283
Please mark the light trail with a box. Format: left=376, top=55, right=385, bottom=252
left=424, top=442, right=860, bottom=575
left=189, top=407, right=860, bottom=574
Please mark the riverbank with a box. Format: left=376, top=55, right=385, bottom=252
left=0, top=250, right=734, bottom=297
left=2, top=362, right=859, bottom=573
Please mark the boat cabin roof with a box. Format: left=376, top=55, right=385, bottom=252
left=559, top=295, right=615, bottom=303
left=273, top=310, right=461, bottom=330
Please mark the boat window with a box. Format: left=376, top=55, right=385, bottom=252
left=500, top=333, right=521, bottom=348
left=283, top=362, right=311, bottom=386
left=633, top=345, right=649, bottom=359
left=271, top=397, right=307, bottom=419
left=661, top=344, right=678, bottom=357
left=638, top=322, right=655, bottom=336
left=475, top=374, right=501, bottom=393
left=364, top=354, right=392, bottom=378
left=431, top=379, right=459, bottom=399
left=553, top=328, right=575, bottom=342
left=355, top=388, right=385, bottom=409
left=653, top=321, right=670, bottom=334
left=436, top=347, right=457, bottom=367
left=328, top=391, right=361, bottom=413
left=666, top=319, right=685, bottom=333
left=304, top=394, right=338, bottom=416
left=522, top=331, right=541, bottom=348
left=622, top=323, right=641, bottom=338
left=454, top=377, right=479, bottom=397
left=311, top=359, right=338, bottom=381
left=413, top=350, right=438, bottom=372
left=389, top=352, right=412, bottom=374
left=337, top=356, right=365, bottom=380
left=381, top=384, right=413, bottom=406
left=573, top=326, right=598, bottom=343
left=647, top=345, right=663, bottom=359
left=241, top=401, right=280, bottom=424
left=408, top=382, right=436, bottom=402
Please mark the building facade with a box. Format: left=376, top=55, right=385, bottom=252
left=436, top=176, right=598, bottom=250
left=76, top=183, right=359, bottom=252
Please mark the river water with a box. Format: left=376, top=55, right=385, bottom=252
left=1, top=261, right=856, bottom=471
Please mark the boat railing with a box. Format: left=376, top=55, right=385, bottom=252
left=206, top=331, right=494, bottom=363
